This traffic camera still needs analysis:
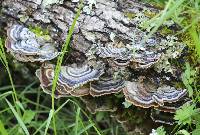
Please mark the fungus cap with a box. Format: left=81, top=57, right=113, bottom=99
left=123, top=81, right=187, bottom=108
left=90, top=76, right=125, bottom=96
left=36, top=63, right=104, bottom=97
left=6, top=24, right=59, bottom=62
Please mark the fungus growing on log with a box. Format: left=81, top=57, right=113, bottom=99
left=123, top=79, right=187, bottom=109
left=90, top=75, right=125, bottom=96
left=130, top=53, right=162, bottom=69
left=6, top=25, right=59, bottom=62
left=36, top=63, right=104, bottom=98
left=58, top=63, right=104, bottom=89
left=150, top=110, right=175, bottom=125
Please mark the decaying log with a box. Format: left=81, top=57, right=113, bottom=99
left=1, top=0, right=184, bottom=72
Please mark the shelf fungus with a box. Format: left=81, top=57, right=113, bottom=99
left=90, top=75, right=125, bottom=96
left=36, top=63, right=104, bottom=98
left=123, top=79, right=187, bottom=109
left=35, top=67, right=71, bottom=98
left=87, top=44, right=162, bottom=69
left=95, top=46, right=132, bottom=60
left=6, top=24, right=59, bottom=62
left=130, top=52, right=162, bottom=69
left=150, top=110, right=175, bottom=125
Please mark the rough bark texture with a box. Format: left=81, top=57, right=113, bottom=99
left=1, top=0, right=185, bottom=75
left=1, top=0, right=186, bottom=83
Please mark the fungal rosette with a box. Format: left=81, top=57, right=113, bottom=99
left=7, top=25, right=36, bottom=41
left=123, top=79, right=187, bottom=109
left=90, top=75, right=125, bottom=96
left=36, top=63, right=104, bottom=98
left=6, top=24, right=59, bottom=62
left=155, top=98, right=192, bottom=113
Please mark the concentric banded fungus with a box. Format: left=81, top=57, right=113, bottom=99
left=6, top=24, right=59, bottom=62
left=58, top=63, right=104, bottom=89
left=7, top=25, right=35, bottom=41
left=36, top=67, right=71, bottom=98
left=156, top=98, right=192, bottom=113
left=123, top=81, right=187, bottom=108
left=36, top=63, right=104, bottom=98
left=130, top=53, right=161, bottom=69
left=91, top=45, right=161, bottom=69
left=90, top=76, right=125, bottom=96
left=108, top=59, right=130, bottom=67
left=150, top=110, right=174, bottom=125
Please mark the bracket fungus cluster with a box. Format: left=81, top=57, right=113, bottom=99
left=124, top=79, right=187, bottom=109
left=35, top=63, right=105, bottom=98
left=6, top=25, right=59, bottom=62
left=87, top=44, right=162, bottom=69
left=2, top=0, right=190, bottom=127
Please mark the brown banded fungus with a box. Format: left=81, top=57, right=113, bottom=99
left=36, top=63, right=104, bottom=98
left=130, top=52, right=162, bottom=69
left=155, top=98, right=192, bottom=113
left=123, top=79, right=187, bottom=109
left=90, top=75, right=125, bottom=96
left=150, top=110, right=175, bottom=125
left=87, top=44, right=162, bottom=69
left=6, top=24, right=59, bottom=62
left=35, top=67, right=71, bottom=98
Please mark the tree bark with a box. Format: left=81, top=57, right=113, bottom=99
left=1, top=0, right=184, bottom=75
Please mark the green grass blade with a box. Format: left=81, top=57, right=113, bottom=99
left=44, top=109, right=54, bottom=135
left=5, top=99, right=30, bottom=135
left=0, top=91, right=13, bottom=100
left=54, top=99, right=70, bottom=113
left=50, top=1, right=83, bottom=135
left=75, top=107, right=81, bottom=135
left=0, top=38, right=18, bottom=102
left=51, top=0, right=84, bottom=101
left=33, top=120, right=47, bottom=135
left=189, top=23, right=200, bottom=58
left=142, top=0, right=185, bottom=41
left=78, top=123, right=94, bottom=135
left=0, top=120, right=9, bottom=135
left=69, top=100, right=102, bottom=135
